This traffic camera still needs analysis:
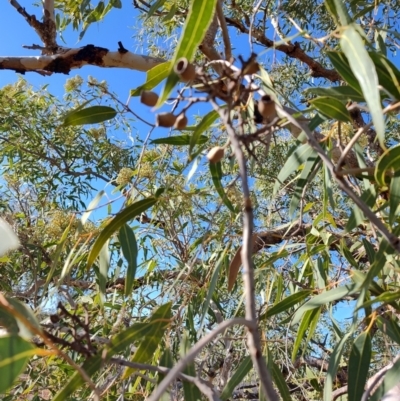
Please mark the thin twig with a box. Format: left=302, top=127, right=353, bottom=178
left=147, top=318, right=250, bottom=401
left=211, top=101, right=280, bottom=401
left=216, top=0, right=232, bottom=61
left=0, top=293, right=101, bottom=400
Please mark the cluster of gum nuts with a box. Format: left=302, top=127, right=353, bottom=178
left=140, top=57, right=225, bottom=165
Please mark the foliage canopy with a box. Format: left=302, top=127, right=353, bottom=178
left=1, top=0, right=400, bottom=400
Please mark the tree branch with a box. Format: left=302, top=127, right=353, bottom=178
left=0, top=45, right=164, bottom=74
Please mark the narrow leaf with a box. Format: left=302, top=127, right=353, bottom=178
left=220, top=356, right=252, bottom=400
left=63, top=106, right=117, bottom=126
left=304, top=86, right=365, bottom=102
left=260, top=290, right=311, bottom=320
left=348, top=332, right=371, bottom=401
left=292, top=284, right=358, bottom=325
left=119, top=225, right=138, bottom=296
left=151, top=134, right=208, bottom=146
left=209, top=161, right=237, bottom=213
left=309, top=97, right=352, bottom=122
left=0, top=336, right=35, bottom=393
left=375, top=144, right=400, bottom=187
left=273, top=143, right=316, bottom=195
left=87, top=197, right=158, bottom=268
left=158, top=0, right=218, bottom=105
left=341, top=25, right=385, bottom=147
left=189, top=110, right=219, bottom=153
left=130, top=62, right=172, bottom=97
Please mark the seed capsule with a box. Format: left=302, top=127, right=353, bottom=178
left=174, top=58, right=196, bottom=82
left=156, top=112, right=177, bottom=128
left=174, top=114, right=188, bottom=130
left=207, top=146, right=225, bottom=163
left=140, top=90, right=159, bottom=107
left=257, top=95, right=277, bottom=122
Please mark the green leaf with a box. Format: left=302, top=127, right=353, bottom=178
left=292, top=308, right=320, bottom=360
left=260, top=290, right=311, bottom=320
left=199, top=247, right=227, bottom=330
left=270, top=357, right=292, bottom=401
left=327, top=51, right=362, bottom=92
left=98, top=240, right=109, bottom=296
left=119, top=224, right=138, bottom=296
left=304, top=86, right=365, bottom=102
left=189, top=110, right=219, bottom=154
left=180, top=334, right=202, bottom=401
left=368, top=52, right=400, bottom=100
left=55, top=304, right=172, bottom=401
left=220, top=356, right=252, bottom=400
left=63, top=106, right=117, bottom=126
left=348, top=332, right=371, bottom=401
left=127, top=303, right=172, bottom=371
left=209, top=161, right=237, bottom=213
left=323, top=329, right=355, bottom=401
left=375, top=144, right=400, bottom=187
left=0, top=336, right=35, bottom=393
left=389, top=175, right=400, bottom=225
left=377, top=316, right=400, bottom=346
left=151, top=134, right=208, bottom=146
left=292, top=284, right=358, bottom=325
left=309, top=97, right=352, bottom=122
left=289, top=152, right=319, bottom=216
left=87, top=197, right=158, bottom=268
left=130, top=62, right=172, bottom=97
left=146, top=0, right=168, bottom=19
left=341, top=25, right=385, bottom=147
left=158, top=0, right=218, bottom=105
left=273, top=143, right=317, bottom=195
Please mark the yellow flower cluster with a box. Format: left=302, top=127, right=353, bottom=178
left=116, top=168, right=134, bottom=185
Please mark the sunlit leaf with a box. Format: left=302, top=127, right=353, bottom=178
left=130, top=62, right=172, bottom=97
left=0, top=336, right=35, bottom=393
left=309, top=97, right=351, bottom=122
left=151, top=134, right=208, bottom=146
left=220, top=356, right=252, bottom=400
left=87, top=197, right=158, bottom=268
left=209, top=161, right=237, bottom=213
left=119, top=224, right=138, bottom=296
left=348, top=332, right=371, bottom=401
left=375, top=144, right=400, bottom=187
left=341, top=25, right=385, bottom=147
left=158, top=0, right=218, bottom=105
left=63, top=106, right=117, bottom=126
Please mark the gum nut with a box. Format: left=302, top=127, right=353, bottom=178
left=207, top=146, right=225, bottom=163
left=174, top=58, right=196, bottom=82
left=174, top=114, right=188, bottom=130
left=140, top=90, right=159, bottom=107
left=156, top=113, right=177, bottom=128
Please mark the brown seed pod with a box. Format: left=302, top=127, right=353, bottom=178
left=174, top=114, right=188, bottom=130
left=257, top=95, right=277, bottom=122
left=140, top=90, right=159, bottom=107
left=156, top=112, right=177, bottom=128
left=207, top=146, right=225, bottom=163
left=174, top=58, right=196, bottom=82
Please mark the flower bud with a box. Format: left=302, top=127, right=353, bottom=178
left=156, top=112, right=177, bottom=128
left=140, top=90, right=159, bottom=107
left=174, top=114, right=188, bottom=130
left=174, top=58, right=196, bottom=82
left=207, top=146, right=225, bottom=163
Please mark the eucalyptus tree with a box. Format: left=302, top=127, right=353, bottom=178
left=1, top=0, right=400, bottom=400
